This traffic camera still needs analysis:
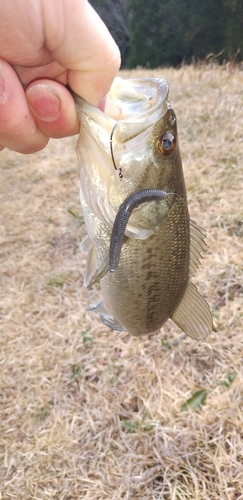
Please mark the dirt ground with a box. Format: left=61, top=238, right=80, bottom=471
left=1, top=66, right=243, bottom=499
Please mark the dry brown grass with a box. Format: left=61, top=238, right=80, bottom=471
left=1, top=66, right=243, bottom=500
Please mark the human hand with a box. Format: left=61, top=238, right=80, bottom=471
left=0, top=0, right=120, bottom=153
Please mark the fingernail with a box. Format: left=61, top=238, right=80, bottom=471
left=0, top=68, right=6, bottom=100
left=26, top=84, right=61, bottom=121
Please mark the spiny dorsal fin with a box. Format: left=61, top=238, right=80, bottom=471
left=189, top=219, right=208, bottom=278
left=171, top=281, right=212, bottom=340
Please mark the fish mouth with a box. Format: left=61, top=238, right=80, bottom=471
left=103, top=77, right=169, bottom=123
left=73, top=78, right=173, bottom=239
left=74, top=77, right=169, bottom=140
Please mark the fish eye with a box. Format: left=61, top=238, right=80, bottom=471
left=158, top=131, right=175, bottom=155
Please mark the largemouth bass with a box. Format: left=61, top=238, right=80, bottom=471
left=73, top=77, right=212, bottom=340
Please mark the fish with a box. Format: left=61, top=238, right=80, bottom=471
left=73, top=77, right=212, bottom=340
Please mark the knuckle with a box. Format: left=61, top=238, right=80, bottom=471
left=18, top=137, right=49, bottom=154
left=0, top=131, right=49, bottom=154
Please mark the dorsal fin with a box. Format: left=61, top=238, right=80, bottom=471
left=189, top=219, right=208, bottom=278
left=171, top=281, right=212, bottom=340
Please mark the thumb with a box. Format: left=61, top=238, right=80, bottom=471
left=43, top=0, right=121, bottom=105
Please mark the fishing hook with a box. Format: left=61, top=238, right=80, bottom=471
left=110, top=124, right=123, bottom=179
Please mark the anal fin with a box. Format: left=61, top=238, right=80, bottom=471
left=171, top=281, right=212, bottom=340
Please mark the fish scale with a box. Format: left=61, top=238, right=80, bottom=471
left=100, top=197, right=190, bottom=335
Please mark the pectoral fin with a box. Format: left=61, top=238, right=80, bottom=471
left=171, top=281, right=212, bottom=340
left=87, top=258, right=110, bottom=288
left=80, top=236, right=97, bottom=287
left=80, top=234, right=92, bottom=254
left=80, top=235, right=109, bottom=288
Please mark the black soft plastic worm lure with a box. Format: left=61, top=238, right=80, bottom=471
left=109, top=189, right=169, bottom=272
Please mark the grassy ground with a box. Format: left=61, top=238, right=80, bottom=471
left=1, top=66, right=243, bottom=500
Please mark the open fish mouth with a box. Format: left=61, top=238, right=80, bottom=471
left=102, top=77, right=169, bottom=123
left=73, top=78, right=174, bottom=239
left=75, top=77, right=169, bottom=127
